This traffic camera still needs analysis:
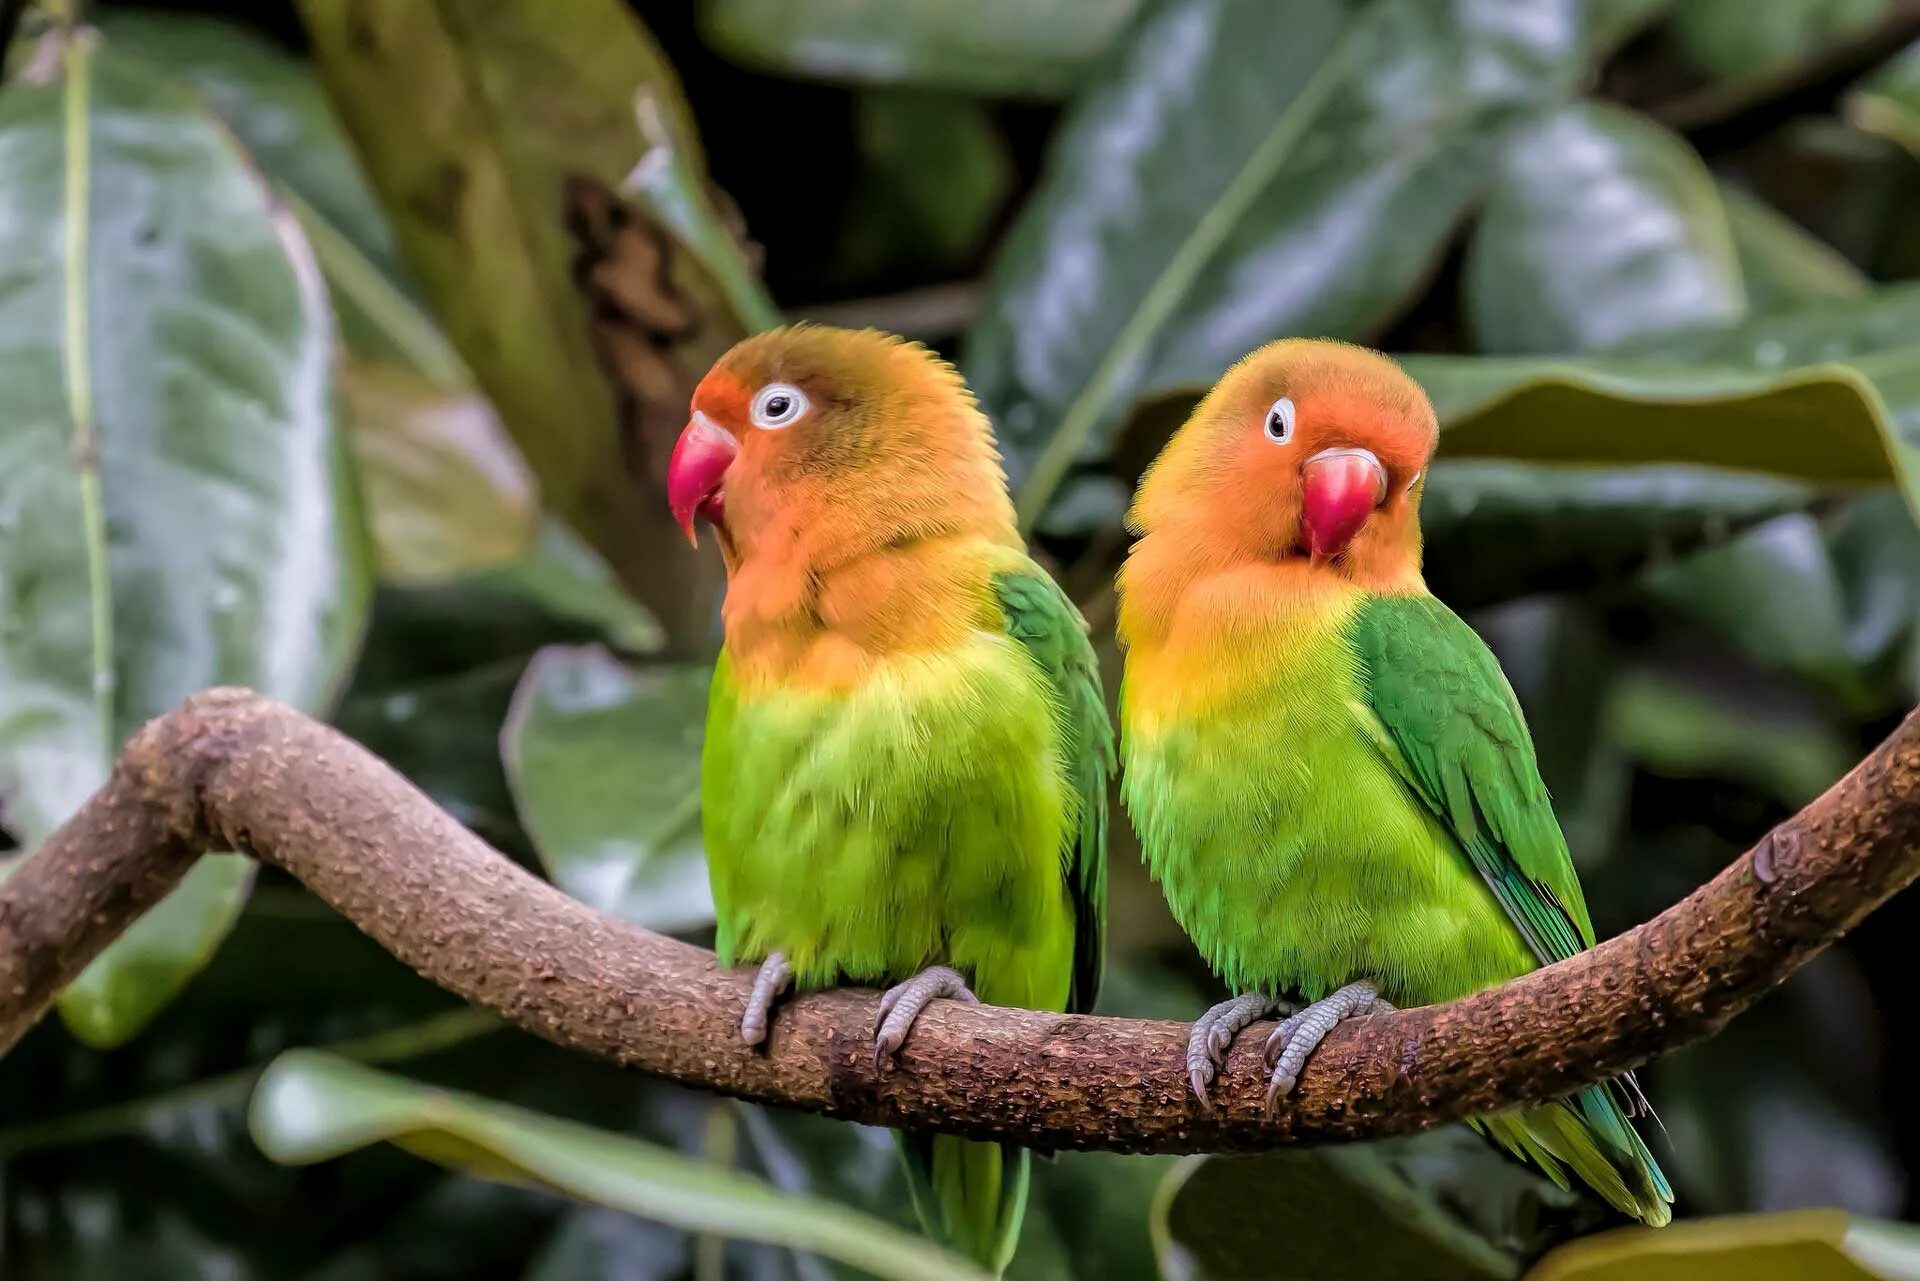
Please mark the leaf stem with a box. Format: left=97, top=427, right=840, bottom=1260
left=60, top=27, right=114, bottom=759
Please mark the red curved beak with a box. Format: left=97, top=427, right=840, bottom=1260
left=667, top=411, right=738, bottom=547
left=1299, top=447, right=1386, bottom=563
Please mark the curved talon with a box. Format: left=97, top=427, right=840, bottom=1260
left=740, top=951, right=793, bottom=1048
left=873, top=966, right=976, bottom=1069
left=1263, top=982, right=1392, bottom=1113
left=1184, top=992, right=1278, bottom=1109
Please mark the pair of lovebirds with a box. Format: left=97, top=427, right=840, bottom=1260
left=666, top=325, right=1671, bottom=1273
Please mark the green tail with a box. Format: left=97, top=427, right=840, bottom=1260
left=895, top=1133, right=1031, bottom=1274
left=1475, top=1083, right=1673, bottom=1226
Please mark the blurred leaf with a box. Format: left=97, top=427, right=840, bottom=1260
left=1848, top=38, right=1920, bottom=160
left=301, top=0, right=738, bottom=641
left=1408, top=356, right=1920, bottom=502
left=1722, top=185, right=1870, bottom=315
left=1525, top=1210, right=1920, bottom=1280
left=1643, top=514, right=1866, bottom=703
left=698, top=0, right=1140, bottom=98
left=1671, top=0, right=1891, bottom=84
left=1022, top=1150, right=1174, bottom=1281
left=1606, top=663, right=1855, bottom=808
left=624, top=96, right=782, bottom=334
left=836, top=91, right=1013, bottom=283
left=341, top=359, right=539, bottom=584
left=0, top=36, right=370, bottom=1045
left=1422, top=461, right=1813, bottom=608
left=1829, top=490, right=1920, bottom=687
left=93, top=9, right=398, bottom=275
left=250, top=1051, right=990, bottom=1281
left=1465, top=103, right=1745, bottom=354
left=967, top=0, right=1635, bottom=529
left=1155, top=1127, right=1593, bottom=1281
left=502, top=645, right=713, bottom=933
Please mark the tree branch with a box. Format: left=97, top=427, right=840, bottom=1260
left=3, top=688, right=1918, bottom=1154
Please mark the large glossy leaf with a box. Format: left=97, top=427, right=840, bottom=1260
left=965, top=0, right=1634, bottom=529
left=698, top=0, right=1141, bottom=98
left=250, top=1051, right=989, bottom=1281
left=1154, top=1127, right=1593, bottom=1281
left=300, top=0, right=739, bottom=641
left=1721, top=185, right=1870, bottom=315
left=92, top=9, right=398, bottom=274
left=0, top=36, right=369, bottom=1045
left=1525, top=1210, right=1920, bottom=1280
left=1465, top=103, right=1745, bottom=354
left=501, top=645, right=713, bottom=933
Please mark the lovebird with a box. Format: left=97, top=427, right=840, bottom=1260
left=667, top=324, right=1112, bottom=1272
left=1116, top=339, right=1672, bottom=1225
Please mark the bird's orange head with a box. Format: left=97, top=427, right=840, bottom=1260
left=667, top=324, right=1015, bottom=574
left=1129, top=339, right=1437, bottom=585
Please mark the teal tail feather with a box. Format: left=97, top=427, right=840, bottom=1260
left=1474, top=1081, right=1673, bottom=1226
left=895, top=1132, right=1031, bottom=1275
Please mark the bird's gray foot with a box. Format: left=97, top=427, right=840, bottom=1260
left=1263, top=981, right=1394, bottom=1109
left=1186, top=992, right=1285, bottom=1107
left=873, top=966, right=978, bottom=1068
left=740, top=951, right=793, bottom=1047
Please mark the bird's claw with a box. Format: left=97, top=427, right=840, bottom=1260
left=1184, top=992, right=1280, bottom=1109
left=1262, top=981, right=1392, bottom=1113
left=740, top=951, right=793, bottom=1048
left=873, top=966, right=976, bottom=1070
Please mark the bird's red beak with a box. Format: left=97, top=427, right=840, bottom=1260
left=667, top=410, right=738, bottom=547
left=1299, top=447, right=1386, bottom=563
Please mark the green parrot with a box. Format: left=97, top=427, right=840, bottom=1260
left=1116, top=338, right=1672, bottom=1225
left=667, top=324, right=1113, bottom=1273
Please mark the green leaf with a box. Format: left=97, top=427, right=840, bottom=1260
left=0, top=35, right=370, bottom=1044
left=1464, top=103, right=1746, bottom=354
left=340, top=359, right=540, bottom=584
left=501, top=645, right=713, bottom=933
left=1422, top=461, right=1813, bottom=608
left=300, top=0, right=740, bottom=640
left=697, top=0, right=1141, bottom=98
left=1643, top=514, right=1868, bottom=704
left=966, top=0, right=1632, bottom=529
left=1848, top=39, right=1920, bottom=160
left=92, top=9, right=399, bottom=275
left=1155, top=1128, right=1592, bottom=1281
left=1722, top=184, right=1870, bottom=315
left=1670, top=0, right=1891, bottom=85
left=249, top=1051, right=990, bottom=1281
left=1525, top=1210, right=1920, bottom=1280
left=1408, top=356, right=1918, bottom=503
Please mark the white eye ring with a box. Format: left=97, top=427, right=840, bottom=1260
left=1264, top=396, right=1295, bottom=443
left=749, top=382, right=809, bottom=430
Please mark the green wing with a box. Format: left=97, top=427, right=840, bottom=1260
left=994, top=566, right=1115, bottom=1014
left=1350, top=593, right=1595, bottom=965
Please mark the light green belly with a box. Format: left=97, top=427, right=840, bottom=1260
left=706, top=636, right=1076, bottom=1012
left=1126, top=681, right=1537, bottom=1006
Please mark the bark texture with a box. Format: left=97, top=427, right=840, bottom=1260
left=3, top=688, right=1918, bottom=1155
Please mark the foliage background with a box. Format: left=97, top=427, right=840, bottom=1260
left=5, top=0, right=1920, bottom=1276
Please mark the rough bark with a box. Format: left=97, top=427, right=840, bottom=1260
left=3, top=687, right=1918, bottom=1155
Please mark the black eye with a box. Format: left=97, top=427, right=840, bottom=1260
left=750, top=382, right=809, bottom=429
left=1264, top=396, right=1295, bottom=443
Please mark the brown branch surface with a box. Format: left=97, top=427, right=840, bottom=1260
left=3, top=689, right=1919, bottom=1154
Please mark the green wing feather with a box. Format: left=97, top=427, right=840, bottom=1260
left=1350, top=593, right=1594, bottom=967
left=993, top=565, right=1114, bottom=1015
left=1352, top=593, right=1672, bottom=1224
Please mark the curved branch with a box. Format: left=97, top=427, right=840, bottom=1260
left=2, top=688, right=1918, bottom=1154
